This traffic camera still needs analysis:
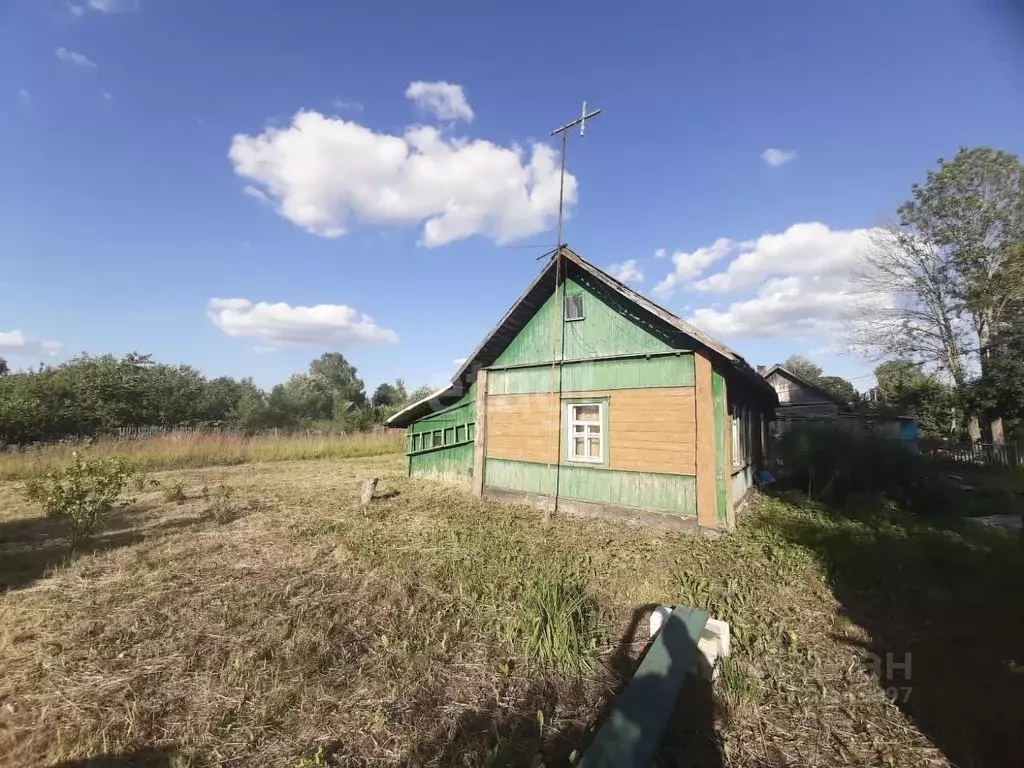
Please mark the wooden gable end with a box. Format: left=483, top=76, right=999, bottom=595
left=492, top=278, right=674, bottom=367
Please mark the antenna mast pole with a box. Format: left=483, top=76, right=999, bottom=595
left=544, top=101, right=601, bottom=521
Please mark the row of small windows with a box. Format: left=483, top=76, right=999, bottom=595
left=407, top=422, right=475, bottom=454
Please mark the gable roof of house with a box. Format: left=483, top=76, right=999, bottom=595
left=387, top=246, right=777, bottom=427
left=762, top=364, right=847, bottom=406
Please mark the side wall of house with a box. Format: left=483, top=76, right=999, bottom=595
left=726, top=374, right=770, bottom=511
left=405, top=384, right=476, bottom=488
left=483, top=360, right=698, bottom=516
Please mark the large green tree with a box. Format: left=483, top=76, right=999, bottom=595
left=371, top=382, right=398, bottom=408
left=874, top=360, right=952, bottom=436
left=897, top=147, right=1024, bottom=439
left=817, top=375, right=858, bottom=404
left=783, top=354, right=824, bottom=382
left=309, top=352, right=366, bottom=408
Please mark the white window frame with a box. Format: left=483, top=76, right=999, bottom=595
left=566, top=401, right=605, bottom=464
left=564, top=292, right=585, bottom=322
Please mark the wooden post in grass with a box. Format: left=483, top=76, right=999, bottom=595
left=360, top=478, right=378, bottom=505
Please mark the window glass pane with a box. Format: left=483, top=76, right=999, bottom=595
left=573, top=404, right=600, bottom=422
left=573, top=424, right=585, bottom=435
left=565, top=293, right=584, bottom=320
left=590, top=425, right=601, bottom=435
left=588, top=437, right=601, bottom=456
left=574, top=437, right=585, bottom=455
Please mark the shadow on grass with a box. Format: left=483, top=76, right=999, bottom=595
left=767, top=491, right=1024, bottom=768
left=50, top=748, right=176, bottom=767
left=0, top=505, right=202, bottom=593
left=409, top=605, right=722, bottom=767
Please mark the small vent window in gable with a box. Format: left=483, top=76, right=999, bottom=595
left=564, top=292, right=584, bottom=321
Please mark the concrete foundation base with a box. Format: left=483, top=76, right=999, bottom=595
left=484, top=487, right=701, bottom=532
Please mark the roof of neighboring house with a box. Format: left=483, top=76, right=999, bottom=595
left=762, top=364, right=848, bottom=406
left=387, top=246, right=778, bottom=427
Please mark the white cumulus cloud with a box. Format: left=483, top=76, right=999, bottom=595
left=607, top=259, right=644, bottom=284
left=761, top=148, right=798, bottom=167
left=0, top=330, right=62, bottom=358
left=675, top=223, right=884, bottom=342
left=693, top=223, right=877, bottom=294
left=229, top=101, right=574, bottom=247
left=654, top=238, right=738, bottom=297
left=207, top=298, right=398, bottom=349
left=55, top=47, right=96, bottom=68
left=405, top=81, right=473, bottom=122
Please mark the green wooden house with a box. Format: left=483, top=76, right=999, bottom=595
left=386, top=247, right=777, bottom=530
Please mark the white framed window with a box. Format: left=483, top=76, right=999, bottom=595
left=566, top=401, right=604, bottom=463
left=564, top=292, right=584, bottom=321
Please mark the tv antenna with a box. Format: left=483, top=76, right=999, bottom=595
left=544, top=101, right=601, bottom=521
left=549, top=101, right=601, bottom=251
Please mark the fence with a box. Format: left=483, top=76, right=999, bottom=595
left=1, top=425, right=401, bottom=452
left=920, top=440, right=1023, bottom=468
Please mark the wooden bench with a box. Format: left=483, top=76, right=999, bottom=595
left=580, top=605, right=709, bottom=768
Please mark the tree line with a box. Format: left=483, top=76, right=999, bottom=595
left=0, top=351, right=434, bottom=445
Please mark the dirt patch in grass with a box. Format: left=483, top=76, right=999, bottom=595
left=1, top=456, right=1018, bottom=766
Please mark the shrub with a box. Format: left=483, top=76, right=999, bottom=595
left=776, top=425, right=954, bottom=514
left=163, top=481, right=187, bottom=504
left=22, top=450, right=135, bottom=548
left=517, top=575, right=595, bottom=675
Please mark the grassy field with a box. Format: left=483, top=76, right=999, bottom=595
left=0, top=431, right=405, bottom=481
left=0, top=453, right=1021, bottom=767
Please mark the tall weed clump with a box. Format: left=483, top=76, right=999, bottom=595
left=776, top=425, right=952, bottom=514
left=22, top=450, right=135, bottom=547
left=517, top=575, right=596, bottom=675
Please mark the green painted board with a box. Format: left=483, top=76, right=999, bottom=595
left=493, top=279, right=673, bottom=367
left=484, top=458, right=697, bottom=516
left=487, top=355, right=695, bottom=395
left=579, top=605, right=709, bottom=768
left=712, top=370, right=729, bottom=525
left=411, top=402, right=474, bottom=431
left=410, top=442, right=474, bottom=486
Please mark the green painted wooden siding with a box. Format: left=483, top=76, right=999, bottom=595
left=406, top=382, right=476, bottom=460
left=493, top=279, right=673, bottom=367
left=484, top=458, right=697, bottom=516
left=712, top=370, right=729, bottom=525
left=411, top=402, right=474, bottom=431
left=410, top=442, right=474, bottom=486
left=488, top=354, right=694, bottom=395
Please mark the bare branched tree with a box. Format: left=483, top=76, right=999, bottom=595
left=847, top=225, right=972, bottom=383
left=845, top=224, right=974, bottom=434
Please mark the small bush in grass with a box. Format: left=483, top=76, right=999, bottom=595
left=206, top=484, right=238, bottom=524
left=22, top=450, right=135, bottom=548
left=517, top=575, right=595, bottom=675
left=163, top=481, right=187, bottom=504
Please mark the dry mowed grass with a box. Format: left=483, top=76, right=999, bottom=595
left=0, top=432, right=405, bottom=481
left=1, top=454, right=1020, bottom=767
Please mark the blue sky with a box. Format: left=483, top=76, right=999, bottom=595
left=2, top=0, right=1023, bottom=393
